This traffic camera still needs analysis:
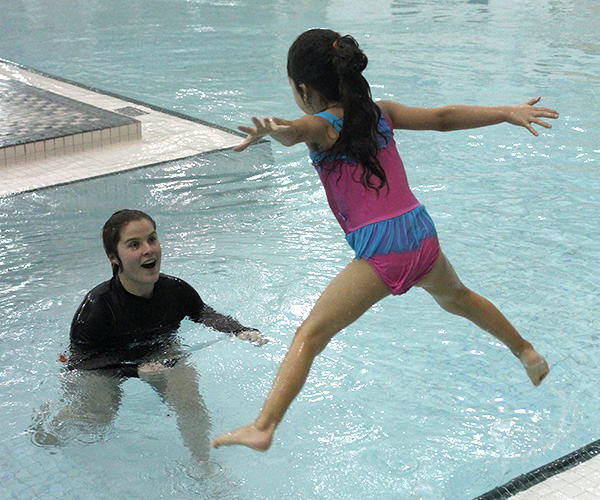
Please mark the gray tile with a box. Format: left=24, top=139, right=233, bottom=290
left=0, top=79, right=139, bottom=147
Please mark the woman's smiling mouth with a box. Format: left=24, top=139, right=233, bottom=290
left=141, top=259, right=157, bottom=270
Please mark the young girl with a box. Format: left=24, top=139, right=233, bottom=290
left=212, top=28, right=557, bottom=452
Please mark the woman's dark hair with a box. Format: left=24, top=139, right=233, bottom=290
left=287, top=28, right=386, bottom=190
left=102, top=209, right=156, bottom=276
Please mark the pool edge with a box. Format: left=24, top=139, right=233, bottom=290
left=474, top=438, right=600, bottom=499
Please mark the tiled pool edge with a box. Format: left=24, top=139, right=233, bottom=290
left=475, top=438, right=600, bottom=499
left=0, top=57, right=243, bottom=137
left=0, top=58, right=264, bottom=198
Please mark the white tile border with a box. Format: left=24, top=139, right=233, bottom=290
left=475, top=441, right=600, bottom=499
left=511, top=456, right=600, bottom=499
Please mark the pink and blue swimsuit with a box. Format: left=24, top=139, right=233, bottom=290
left=310, top=111, right=440, bottom=295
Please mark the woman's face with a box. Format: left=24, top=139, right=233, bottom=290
left=111, top=218, right=162, bottom=298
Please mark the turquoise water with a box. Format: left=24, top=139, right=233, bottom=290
left=1, top=1, right=599, bottom=499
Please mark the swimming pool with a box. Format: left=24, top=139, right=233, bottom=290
left=1, top=0, right=599, bottom=498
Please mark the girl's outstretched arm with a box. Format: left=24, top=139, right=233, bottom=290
left=234, top=115, right=332, bottom=152
left=379, top=97, right=559, bottom=136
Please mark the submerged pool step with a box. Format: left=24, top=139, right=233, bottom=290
left=0, top=79, right=142, bottom=167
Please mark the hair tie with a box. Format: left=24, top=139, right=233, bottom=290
left=333, top=39, right=339, bottom=49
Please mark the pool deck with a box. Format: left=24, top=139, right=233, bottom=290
left=0, top=60, right=599, bottom=499
left=476, top=439, right=600, bottom=499
left=0, top=59, right=243, bottom=197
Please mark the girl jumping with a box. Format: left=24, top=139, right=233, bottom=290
left=212, top=28, right=557, bottom=452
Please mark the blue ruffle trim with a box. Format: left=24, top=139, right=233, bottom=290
left=346, top=205, right=437, bottom=259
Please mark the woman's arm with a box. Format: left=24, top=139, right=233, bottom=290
left=196, top=305, right=268, bottom=346
left=378, top=97, right=559, bottom=136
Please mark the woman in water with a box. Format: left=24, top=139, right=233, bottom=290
left=69, top=208, right=266, bottom=373
left=33, top=209, right=265, bottom=460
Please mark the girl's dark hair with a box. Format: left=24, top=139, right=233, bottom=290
left=102, top=209, right=156, bottom=276
left=287, top=28, right=386, bottom=190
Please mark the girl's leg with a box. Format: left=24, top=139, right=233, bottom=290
left=415, top=251, right=549, bottom=386
left=211, top=258, right=390, bottom=451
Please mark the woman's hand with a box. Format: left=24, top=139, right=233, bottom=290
left=236, top=329, right=269, bottom=346
left=505, top=97, right=559, bottom=136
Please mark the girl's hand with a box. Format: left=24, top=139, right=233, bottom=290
left=506, top=97, right=559, bottom=136
left=234, top=116, right=294, bottom=152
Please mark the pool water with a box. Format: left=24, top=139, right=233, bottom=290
left=1, top=0, right=599, bottom=499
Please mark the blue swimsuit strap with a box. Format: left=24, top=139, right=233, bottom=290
left=314, top=111, right=343, bottom=132
left=314, top=111, right=392, bottom=141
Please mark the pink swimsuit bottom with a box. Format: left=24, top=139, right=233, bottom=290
left=366, top=236, right=440, bottom=295
left=346, top=204, right=441, bottom=295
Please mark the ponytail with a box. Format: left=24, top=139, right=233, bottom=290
left=331, top=35, right=385, bottom=190
left=288, top=29, right=386, bottom=190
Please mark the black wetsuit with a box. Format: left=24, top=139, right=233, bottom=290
left=69, top=273, right=249, bottom=374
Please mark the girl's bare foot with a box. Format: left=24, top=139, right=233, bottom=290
left=211, top=422, right=274, bottom=452
left=520, top=348, right=549, bottom=386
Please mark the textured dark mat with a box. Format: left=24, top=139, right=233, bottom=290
left=0, top=79, right=139, bottom=147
